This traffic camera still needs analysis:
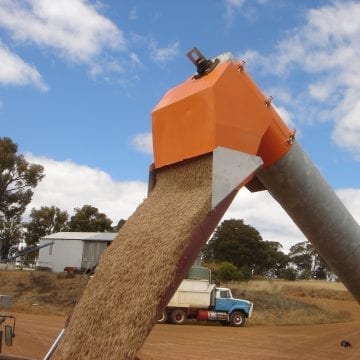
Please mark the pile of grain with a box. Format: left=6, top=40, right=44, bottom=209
left=53, top=155, right=212, bottom=360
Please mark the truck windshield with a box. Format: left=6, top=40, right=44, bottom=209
left=220, top=290, right=230, bottom=298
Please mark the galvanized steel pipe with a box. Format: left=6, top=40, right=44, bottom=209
left=257, top=141, right=360, bottom=302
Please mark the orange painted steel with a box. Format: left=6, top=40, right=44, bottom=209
left=152, top=60, right=294, bottom=169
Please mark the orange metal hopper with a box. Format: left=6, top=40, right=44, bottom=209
left=152, top=50, right=294, bottom=171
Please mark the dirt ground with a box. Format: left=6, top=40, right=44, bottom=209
left=1, top=299, right=359, bottom=360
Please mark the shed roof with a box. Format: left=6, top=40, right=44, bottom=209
left=41, top=232, right=117, bottom=242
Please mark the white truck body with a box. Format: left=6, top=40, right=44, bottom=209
left=159, top=269, right=253, bottom=327
left=168, top=279, right=215, bottom=308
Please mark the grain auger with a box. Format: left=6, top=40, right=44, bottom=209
left=151, top=48, right=360, bottom=306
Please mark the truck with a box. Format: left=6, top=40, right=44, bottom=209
left=157, top=268, right=253, bottom=327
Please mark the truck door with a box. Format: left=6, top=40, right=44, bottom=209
left=215, top=289, right=236, bottom=312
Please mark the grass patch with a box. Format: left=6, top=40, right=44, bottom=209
left=0, top=270, right=89, bottom=315
left=226, top=280, right=352, bottom=326
left=0, top=271, right=354, bottom=324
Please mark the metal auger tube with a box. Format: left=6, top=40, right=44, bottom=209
left=257, top=141, right=360, bottom=302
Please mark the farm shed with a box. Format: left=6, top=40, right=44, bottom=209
left=37, top=232, right=117, bottom=272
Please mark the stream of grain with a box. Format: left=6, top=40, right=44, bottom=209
left=53, top=154, right=212, bottom=359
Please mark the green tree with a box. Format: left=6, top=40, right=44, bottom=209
left=312, top=250, right=331, bottom=280
left=203, top=219, right=262, bottom=268
left=203, top=219, right=288, bottom=278
left=0, top=218, right=23, bottom=257
left=25, top=206, right=69, bottom=246
left=278, top=267, right=297, bottom=281
left=113, top=219, right=126, bottom=232
left=289, top=241, right=332, bottom=280
left=0, top=137, right=44, bottom=258
left=217, top=261, right=241, bottom=282
left=257, top=241, right=289, bottom=278
left=288, top=241, right=313, bottom=275
left=67, top=205, right=113, bottom=232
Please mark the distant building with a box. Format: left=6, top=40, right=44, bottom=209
left=37, top=232, right=117, bottom=272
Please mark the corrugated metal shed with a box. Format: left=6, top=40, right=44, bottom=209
left=42, top=232, right=117, bottom=241
left=38, top=232, right=118, bottom=272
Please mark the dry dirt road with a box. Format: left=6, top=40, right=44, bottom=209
left=2, top=300, right=359, bottom=360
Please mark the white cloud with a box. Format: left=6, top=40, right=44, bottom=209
left=227, top=0, right=246, bottom=5
left=224, top=0, right=246, bottom=24
left=0, top=0, right=126, bottom=63
left=272, top=2, right=360, bottom=76
left=336, top=188, right=360, bottom=220
left=239, top=49, right=263, bottom=66
left=0, top=0, right=128, bottom=85
left=225, top=190, right=305, bottom=253
left=226, top=0, right=246, bottom=9
left=225, top=186, right=360, bottom=253
left=128, top=33, right=179, bottom=65
left=244, top=1, right=360, bottom=159
left=129, top=52, right=142, bottom=67
left=308, top=80, right=334, bottom=101
left=88, top=51, right=144, bottom=81
left=89, top=59, right=125, bottom=80
left=0, top=42, right=48, bottom=90
left=289, top=2, right=360, bottom=155
left=129, top=7, right=137, bottom=20
left=332, top=101, right=360, bottom=158
left=24, top=154, right=147, bottom=223
left=273, top=105, right=296, bottom=130
left=149, top=40, right=179, bottom=63
left=224, top=0, right=269, bottom=28
left=131, top=132, right=153, bottom=154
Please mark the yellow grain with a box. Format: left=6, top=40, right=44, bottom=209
left=53, top=155, right=212, bottom=359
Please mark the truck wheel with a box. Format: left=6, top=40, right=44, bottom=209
left=170, top=310, right=187, bottom=325
left=157, top=311, right=168, bottom=324
left=230, top=312, right=245, bottom=327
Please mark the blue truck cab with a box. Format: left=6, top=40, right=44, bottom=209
left=212, top=287, right=253, bottom=326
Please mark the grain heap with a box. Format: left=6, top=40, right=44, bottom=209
left=53, top=154, right=213, bottom=360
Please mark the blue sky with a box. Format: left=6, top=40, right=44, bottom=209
left=1, top=0, right=359, bottom=251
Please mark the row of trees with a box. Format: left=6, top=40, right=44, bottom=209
left=0, top=137, right=44, bottom=258
left=25, top=205, right=125, bottom=246
left=0, top=137, right=124, bottom=259
left=202, top=219, right=333, bottom=281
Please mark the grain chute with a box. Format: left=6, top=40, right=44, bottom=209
left=151, top=48, right=360, bottom=305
